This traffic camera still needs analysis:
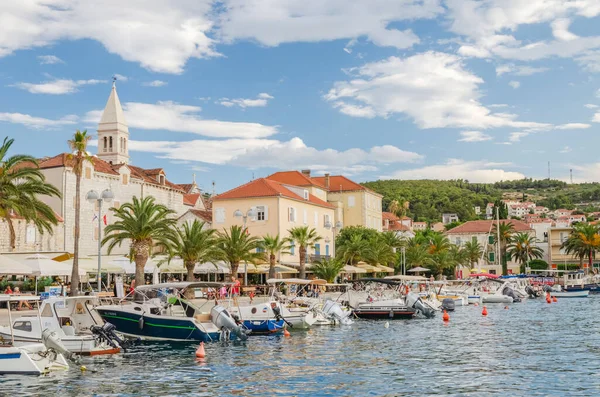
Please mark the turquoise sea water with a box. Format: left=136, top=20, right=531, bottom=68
left=2, top=297, right=600, bottom=396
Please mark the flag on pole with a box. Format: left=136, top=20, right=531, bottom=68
left=103, top=214, right=108, bottom=226
left=92, top=214, right=98, bottom=222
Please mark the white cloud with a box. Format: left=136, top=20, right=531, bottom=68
left=496, top=64, right=549, bottom=76
left=593, top=112, right=600, bottom=123
left=597, top=89, right=600, bottom=98
left=489, top=104, right=509, bottom=108
left=325, top=52, right=551, bottom=130
left=143, top=80, right=168, bottom=87
left=216, top=0, right=443, bottom=50
left=37, top=55, right=64, bottom=65
left=218, top=93, right=274, bottom=108
left=84, top=100, right=277, bottom=138
left=551, top=18, right=578, bottom=41
left=560, top=146, right=572, bottom=153
left=383, top=159, right=525, bottom=183
left=113, top=74, right=128, bottom=82
left=577, top=50, right=600, bottom=73
left=555, top=123, right=591, bottom=129
left=0, top=1, right=219, bottom=74
left=12, top=78, right=106, bottom=94
left=565, top=162, right=600, bottom=183
left=509, top=81, right=520, bottom=89
left=0, top=112, right=77, bottom=129
left=127, top=137, right=422, bottom=174
left=458, top=131, right=492, bottom=142
left=584, top=104, right=599, bottom=109
left=509, top=132, right=529, bottom=142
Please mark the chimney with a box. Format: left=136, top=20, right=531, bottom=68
left=301, top=169, right=311, bottom=178
left=324, top=173, right=330, bottom=189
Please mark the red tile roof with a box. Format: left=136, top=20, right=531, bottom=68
left=39, top=153, right=119, bottom=175
left=214, top=178, right=334, bottom=208
left=188, top=209, right=212, bottom=223
left=382, top=212, right=400, bottom=221
left=176, top=184, right=194, bottom=193
left=266, top=171, right=326, bottom=188
left=312, top=175, right=365, bottom=192
left=388, top=223, right=411, bottom=232
left=446, top=220, right=532, bottom=234
left=183, top=193, right=201, bottom=206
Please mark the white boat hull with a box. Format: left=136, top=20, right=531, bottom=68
left=482, top=295, right=513, bottom=304
left=551, top=290, right=589, bottom=298
left=0, top=344, right=68, bottom=375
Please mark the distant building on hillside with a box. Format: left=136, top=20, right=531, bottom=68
left=442, top=213, right=459, bottom=225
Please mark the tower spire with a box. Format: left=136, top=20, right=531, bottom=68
left=97, top=83, right=130, bottom=165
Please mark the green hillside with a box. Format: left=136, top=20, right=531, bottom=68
left=361, top=178, right=600, bottom=222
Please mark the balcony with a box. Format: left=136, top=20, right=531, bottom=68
left=309, top=255, right=331, bottom=262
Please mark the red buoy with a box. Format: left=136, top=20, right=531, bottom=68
left=283, top=327, right=291, bottom=337
left=482, top=306, right=488, bottom=316
left=442, top=310, right=450, bottom=322
left=552, top=296, right=557, bottom=303
left=195, top=342, right=206, bottom=358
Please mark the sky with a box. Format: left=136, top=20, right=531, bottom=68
left=1, top=1, right=600, bottom=193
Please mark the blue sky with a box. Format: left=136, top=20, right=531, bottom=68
left=1, top=1, right=600, bottom=193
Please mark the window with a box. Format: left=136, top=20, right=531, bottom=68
left=348, top=195, right=355, bottom=208
left=488, top=252, right=495, bottom=262
left=123, top=139, right=127, bottom=152
left=109, top=136, right=113, bottom=151
left=215, top=208, right=225, bottom=224
left=13, top=321, right=32, bottom=332
left=325, top=245, right=330, bottom=256
left=303, top=209, right=308, bottom=224
left=324, top=214, right=330, bottom=226
left=159, top=175, right=165, bottom=185
left=290, top=241, right=295, bottom=255
left=122, top=174, right=128, bottom=185
left=256, top=205, right=267, bottom=221
left=26, top=226, right=36, bottom=244
left=314, top=243, right=320, bottom=256
left=85, top=167, right=92, bottom=179
left=256, top=247, right=264, bottom=253
left=289, top=207, right=296, bottom=222
left=455, top=238, right=462, bottom=246
left=488, top=235, right=494, bottom=245
left=303, top=190, right=309, bottom=200
left=103, top=137, right=107, bottom=152
left=314, top=212, right=318, bottom=226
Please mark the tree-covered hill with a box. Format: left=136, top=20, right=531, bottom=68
left=361, top=178, right=600, bottom=222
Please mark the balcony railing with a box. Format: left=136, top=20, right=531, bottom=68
left=309, top=255, right=331, bottom=262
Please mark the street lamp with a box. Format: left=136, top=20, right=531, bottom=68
left=234, top=208, right=257, bottom=285
left=324, top=220, right=343, bottom=259
left=87, top=188, right=113, bottom=292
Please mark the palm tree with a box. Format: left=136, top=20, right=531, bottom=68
left=311, top=258, right=345, bottom=283
left=214, top=225, right=263, bottom=281
left=508, top=232, right=544, bottom=273
left=261, top=234, right=291, bottom=280
left=426, top=233, right=451, bottom=255
left=492, top=221, right=515, bottom=275
left=0, top=137, right=61, bottom=250
left=561, top=230, right=588, bottom=269
left=170, top=220, right=216, bottom=281
left=426, top=250, right=456, bottom=278
left=288, top=226, right=322, bottom=279
left=562, top=223, right=600, bottom=270
left=68, top=130, right=93, bottom=295
left=336, top=233, right=369, bottom=266
left=363, top=238, right=396, bottom=268
left=387, top=200, right=400, bottom=216
left=462, top=240, right=483, bottom=269
left=102, top=196, right=178, bottom=289
left=405, top=239, right=429, bottom=271
left=379, top=231, right=405, bottom=251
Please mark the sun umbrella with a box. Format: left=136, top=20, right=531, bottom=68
left=408, top=266, right=431, bottom=273
left=20, top=254, right=85, bottom=277
left=0, top=254, right=32, bottom=275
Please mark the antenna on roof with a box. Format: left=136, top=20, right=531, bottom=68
left=570, top=169, right=573, bottom=184
left=192, top=173, right=196, bottom=184
left=211, top=180, right=215, bottom=196
left=252, top=172, right=255, bottom=180
left=112, top=75, right=117, bottom=87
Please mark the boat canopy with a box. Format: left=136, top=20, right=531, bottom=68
left=469, top=273, right=500, bottom=279
left=135, top=281, right=233, bottom=291
left=266, top=278, right=327, bottom=285
left=0, top=294, right=41, bottom=302
left=384, top=275, right=428, bottom=281
left=349, top=278, right=403, bottom=285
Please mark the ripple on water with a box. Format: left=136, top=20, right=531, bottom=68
left=3, top=299, right=600, bottom=396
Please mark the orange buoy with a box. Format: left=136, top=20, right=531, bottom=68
left=195, top=342, right=206, bottom=358
left=442, top=310, right=450, bottom=322
left=553, top=296, right=557, bottom=303
left=283, top=327, right=291, bottom=337
left=482, top=306, right=488, bottom=316
left=546, top=297, right=551, bottom=304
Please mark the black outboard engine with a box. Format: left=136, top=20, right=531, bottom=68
left=406, top=292, right=436, bottom=318
left=502, top=286, right=521, bottom=303
left=441, top=298, right=455, bottom=312
left=542, top=285, right=553, bottom=294
left=525, top=285, right=538, bottom=298
left=91, top=322, right=135, bottom=351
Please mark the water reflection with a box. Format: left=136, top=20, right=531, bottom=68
left=2, top=298, right=600, bottom=396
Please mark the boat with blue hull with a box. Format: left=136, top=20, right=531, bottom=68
left=240, top=319, right=285, bottom=334
left=95, top=282, right=248, bottom=342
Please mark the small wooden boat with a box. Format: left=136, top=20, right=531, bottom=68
left=550, top=290, right=589, bottom=298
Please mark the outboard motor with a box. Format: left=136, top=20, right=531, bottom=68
left=406, top=292, right=436, bottom=318
left=211, top=305, right=249, bottom=341
left=41, top=328, right=76, bottom=362
left=441, top=298, right=455, bottom=312
left=502, top=286, right=521, bottom=303
left=322, top=299, right=353, bottom=325
left=525, top=285, right=538, bottom=299
left=542, top=285, right=553, bottom=294
left=90, top=322, right=134, bottom=351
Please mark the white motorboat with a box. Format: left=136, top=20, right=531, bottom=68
left=549, top=285, right=590, bottom=298
left=0, top=295, right=69, bottom=375
left=0, top=296, right=123, bottom=355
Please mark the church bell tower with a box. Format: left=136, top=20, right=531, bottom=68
left=97, top=80, right=130, bottom=165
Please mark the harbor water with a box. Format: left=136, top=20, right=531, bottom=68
left=2, top=297, right=600, bottom=396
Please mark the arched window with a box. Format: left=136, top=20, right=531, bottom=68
left=120, top=137, right=124, bottom=152
left=103, top=137, right=107, bottom=152
left=124, top=139, right=127, bottom=152
left=109, top=136, right=113, bottom=151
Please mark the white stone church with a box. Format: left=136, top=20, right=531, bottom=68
left=0, top=84, right=211, bottom=257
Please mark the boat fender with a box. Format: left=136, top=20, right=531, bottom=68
left=138, top=316, right=144, bottom=329
left=389, top=309, right=394, bottom=318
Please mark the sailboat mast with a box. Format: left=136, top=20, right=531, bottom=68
left=496, top=206, right=501, bottom=274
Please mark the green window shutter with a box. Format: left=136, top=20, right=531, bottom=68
left=489, top=252, right=495, bottom=262
left=488, top=236, right=494, bottom=245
